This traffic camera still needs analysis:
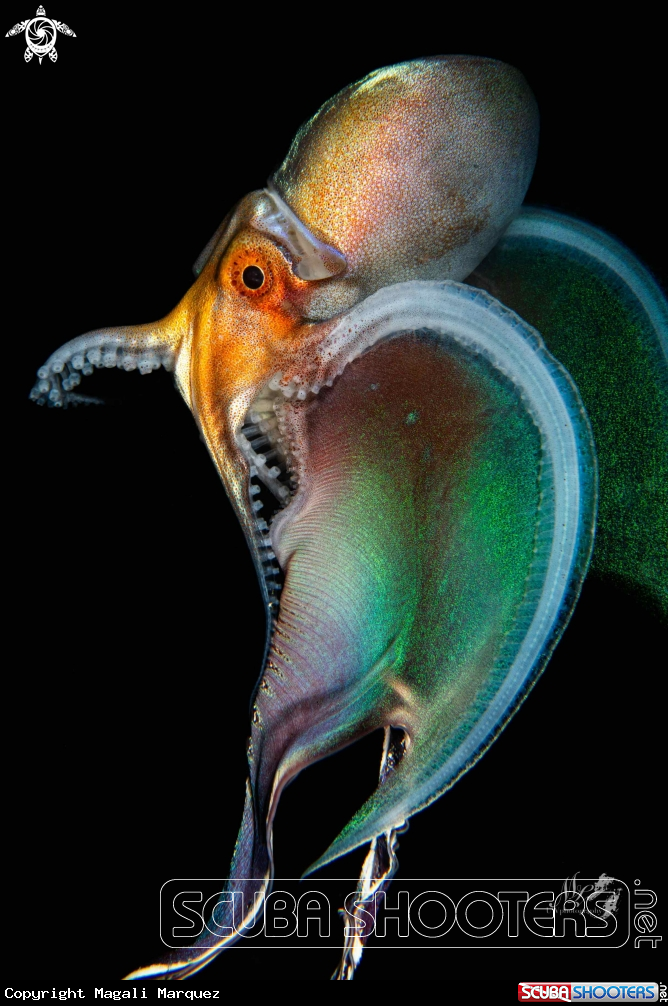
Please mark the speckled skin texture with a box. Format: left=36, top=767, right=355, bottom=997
left=274, top=56, right=539, bottom=318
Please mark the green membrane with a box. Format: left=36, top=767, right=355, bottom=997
left=345, top=335, right=542, bottom=708
left=285, top=333, right=543, bottom=719
left=264, top=281, right=596, bottom=870
left=471, top=208, right=668, bottom=613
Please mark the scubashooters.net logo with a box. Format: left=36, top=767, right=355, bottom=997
left=5, top=5, right=75, bottom=63
left=517, top=984, right=659, bottom=1002
left=160, top=876, right=630, bottom=948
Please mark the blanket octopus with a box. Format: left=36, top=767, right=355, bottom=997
left=30, top=56, right=668, bottom=980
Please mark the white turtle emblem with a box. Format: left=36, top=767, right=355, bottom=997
left=5, top=4, right=76, bottom=64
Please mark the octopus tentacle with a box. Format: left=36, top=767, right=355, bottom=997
left=29, top=294, right=193, bottom=408
left=30, top=323, right=181, bottom=407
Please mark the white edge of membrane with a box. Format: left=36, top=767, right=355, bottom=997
left=505, top=207, right=668, bottom=360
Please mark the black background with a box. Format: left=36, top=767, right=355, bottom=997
left=4, top=6, right=665, bottom=987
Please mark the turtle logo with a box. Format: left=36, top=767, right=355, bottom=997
left=5, top=5, right=76, bottom=63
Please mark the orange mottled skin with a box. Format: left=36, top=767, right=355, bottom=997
left=170, top=223, right=328, bottom=546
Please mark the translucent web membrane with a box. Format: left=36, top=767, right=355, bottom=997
left=302, top=280, right=596, bottom=866
left=126, top=734, right=407, bottom=980
left=505, top=207, right=668, bottom=360
left=472, top=207, right=667, bottom=610
left=124, top=847, right=273, bottom=981
left=29, top=328, right=174, bottom=407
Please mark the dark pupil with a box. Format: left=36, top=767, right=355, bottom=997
left=242, top=265, right=264, bottom=289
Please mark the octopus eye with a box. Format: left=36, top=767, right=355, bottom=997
left=242, top=265, right=265, bottom=290
left=228, top=255, right=272, bottom=297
